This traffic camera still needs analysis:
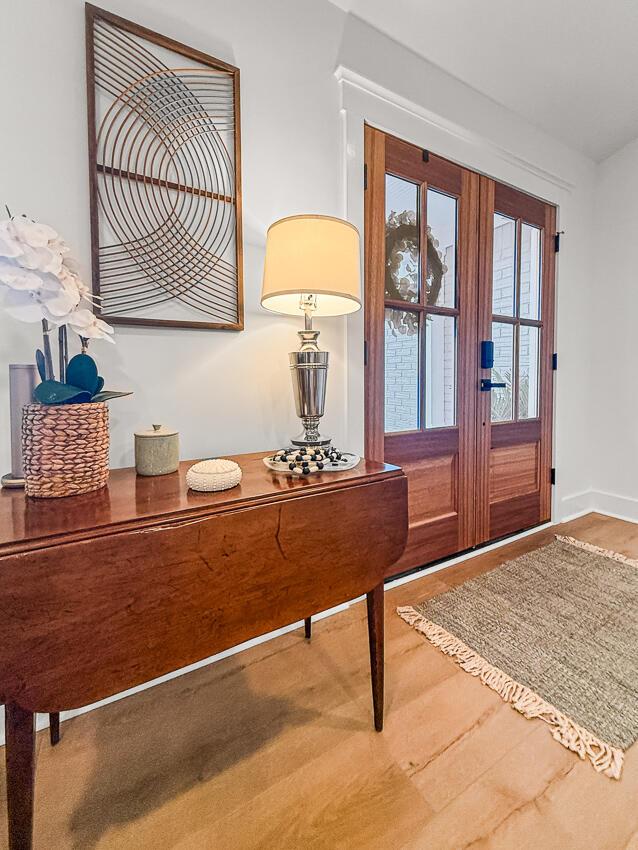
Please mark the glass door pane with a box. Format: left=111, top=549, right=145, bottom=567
left=384, top=308, right=420, bottom=432
left=426, top=189, right=457, bottom=308
left=424, top=314, right=456, bottom=428
left=518, top=325, right=540, bottom=418
left=492, top=213, right=516, bottom=316
left=385, top=175, right=419, bottom=302
left=491, top=321, right=514, bottom=422
left=520, top=223, right=541, bottom=319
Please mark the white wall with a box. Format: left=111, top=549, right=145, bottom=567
left=0, top=1, right=601, bottom=510
left=0, top=0, right=349, bottom=473
left=590, top=137, right=638, bottom=520
left=0, top=2, right=602, bottom=740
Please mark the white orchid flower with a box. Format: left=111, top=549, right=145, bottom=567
left=16, top=243, right=63, bottom=275
left=67, top=308, right=115, bottom=342
left=7, top=216, right=58, bottom=248
left=0, top=224, right=22, bottom=259
left=2, top=287, right=47, bottom=322
left=0, top=258, right=45, bottom=290
left=0, top=218, right=63, bottom=276
left=0, top=213, right=113, bottom=345
left=43, top=288, right=81, bottom=320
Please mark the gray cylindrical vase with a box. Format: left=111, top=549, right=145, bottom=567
left=2, top=363, right=38, bottom=488
left=134, top=424, right=180, bottom=476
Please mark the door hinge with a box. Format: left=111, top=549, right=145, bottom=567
left=554, top=231, right=564, bottom=252
left=552, top=352, right=558, bottom=370
left=422, top=149, right=430, bottom=162
left=364, top=163, right=368, bottom=190
left=364, top=339, right=368, bottom=366
left=550, top=467, right=556, bottom=485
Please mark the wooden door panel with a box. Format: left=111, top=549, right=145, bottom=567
left=365, top=127, right=556, bottom=573
left=403, top=454, right=457, bottom=523
left=365, top=127, right=479, bottom=574
left=385, top=135, right=463, bottom=195
left=489, top=442, right=539, bottom=501
left=393, top=513, right=459, bottom=571
left=391, top=455, right=459, bottom=570
left=490, top=491, right=541, bottom=540
left=477, top=175, right=555, bottom=543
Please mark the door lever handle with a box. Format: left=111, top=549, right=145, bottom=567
left=481, top=378, right=506, bottom=391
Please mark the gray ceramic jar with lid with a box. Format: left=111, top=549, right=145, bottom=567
left=134, top=424, right=180, bottom=476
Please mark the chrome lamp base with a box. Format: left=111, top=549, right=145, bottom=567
left=289, top=325, right=332, bottom=448
left=290, top=422, right=332, bottom=448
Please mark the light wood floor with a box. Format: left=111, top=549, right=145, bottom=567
left=2, top=512, right=637, bottom=849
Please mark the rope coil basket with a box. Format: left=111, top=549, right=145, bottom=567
left=22, top=402, right=110, bottom=498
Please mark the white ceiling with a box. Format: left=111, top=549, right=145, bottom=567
left=331, top=0, right=638, bottom=161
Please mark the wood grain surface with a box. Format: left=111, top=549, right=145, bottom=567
left=0, top=455, right=407, bottom=712
left=1, top=453, right=408, bottom=849
left=0, top=453, right=402, bottom=556
left=1, top=513, right=635, bottom=849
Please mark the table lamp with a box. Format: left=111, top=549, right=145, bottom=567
left=261, top=214, right=361, bottom=447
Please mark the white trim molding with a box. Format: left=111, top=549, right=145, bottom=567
left=335, top=65, right=575, bottom=194
left=559, top=489, right=596, bottom=522
left=559, top=489, right=638, bottom=524
left=590, top=491, right=638, bottom=523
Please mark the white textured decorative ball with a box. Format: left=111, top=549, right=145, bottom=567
left=186, top=458, right=242, bottom=492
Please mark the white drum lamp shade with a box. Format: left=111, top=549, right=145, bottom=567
left=261, top=215, right=361, bottom=316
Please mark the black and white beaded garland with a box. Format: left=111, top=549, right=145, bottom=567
left=265, top=445, right=357, bottom=476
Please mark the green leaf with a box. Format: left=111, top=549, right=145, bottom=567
left=35, top=349, right=47, bottom=382
left=66, top=353, right=99, bottom=395
left=34, top=380, right=92, bottom=405
left=92, top=390, right=133, bottom=402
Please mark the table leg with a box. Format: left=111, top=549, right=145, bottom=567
left=366, top=582, right=384, bottom=732
left=49, top=713, right=60, bottom=746
left=5, top=703, right=35, bottom=850
left=304, top=616, right=312, bottom=640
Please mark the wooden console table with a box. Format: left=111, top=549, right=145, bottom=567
left=0, top=452, right=407, bottom=850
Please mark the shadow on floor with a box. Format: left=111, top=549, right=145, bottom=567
left=68, top=660, right=318, bottom=849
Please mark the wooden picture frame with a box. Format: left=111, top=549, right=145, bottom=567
left=85, top=4, right=244, bottom=330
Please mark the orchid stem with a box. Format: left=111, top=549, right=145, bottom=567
left=41, top=319, right=54, bottom=380
left=58, top=325, right=68, bottom=383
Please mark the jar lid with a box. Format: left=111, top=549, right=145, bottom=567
left=134, top=424, right=178, bottom=438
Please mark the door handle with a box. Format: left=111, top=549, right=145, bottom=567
left=480, top=378, right=506, bottom=391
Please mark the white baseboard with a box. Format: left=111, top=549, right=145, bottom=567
left=559, top=489, right=596, bottom=522
left=560, top=488, right=638, bottom=524
left=589, top=490, right=638, bottom=523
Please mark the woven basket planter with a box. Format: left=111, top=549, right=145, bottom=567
left=22, top=402, right=109, bottom=498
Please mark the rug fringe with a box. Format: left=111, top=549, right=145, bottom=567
left=556, top=534, right=638, bottom=569
left=396, top=605, right=624, bottom=779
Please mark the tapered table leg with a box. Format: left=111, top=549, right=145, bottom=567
left=49, top=712, right=60, bottom=746
left=5, top=703, right=36, bottom=850
left=304, top=617, right=312, bottom=640
left=366, top=582, right=384, bottom=732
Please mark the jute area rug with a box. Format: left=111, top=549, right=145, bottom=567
left=398, top=536, right=638, bottom=779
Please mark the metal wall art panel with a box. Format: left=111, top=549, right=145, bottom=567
left=86, top=4, right=244, bottom=329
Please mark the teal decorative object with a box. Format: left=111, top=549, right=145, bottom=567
left=35, top=349, right=47, bottom=383
left=66, top=353, right=100, bottom=395
left=31, top=349, right=130, bottom=406
left=34, top=381, right=92, bottom=405
left=92, top=390, right=132, bottom=402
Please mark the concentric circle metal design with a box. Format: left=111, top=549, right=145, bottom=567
left=88, top=11, right=242, bottom=328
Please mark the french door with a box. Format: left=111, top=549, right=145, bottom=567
left=364, top=127, right=556, bottom=575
